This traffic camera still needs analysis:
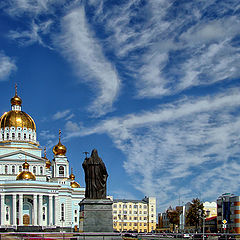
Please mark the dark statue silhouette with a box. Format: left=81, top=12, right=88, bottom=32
left=82, top=149, right=108, bottom=199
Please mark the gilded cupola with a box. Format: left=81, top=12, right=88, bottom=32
left=69, top=168, right=80, bottom=188
left=53, top=130, right=67, bottom=156
left=43, top=147, right=51, bottom=169
left=16, top=159, right=36, bottom=181
left=0, top=85, right=37, bottom=143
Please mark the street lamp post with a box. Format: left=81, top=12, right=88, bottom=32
left=198, top=210, right=205, bottom=240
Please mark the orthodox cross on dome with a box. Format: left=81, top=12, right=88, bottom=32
left=83, top=151, right=89, bottom=158
left=15, top=83, right=18, bottom=96
left=59, top=129, right=62, bottom=142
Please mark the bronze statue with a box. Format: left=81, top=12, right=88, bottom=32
left=82, top=149, right=108, bottom=199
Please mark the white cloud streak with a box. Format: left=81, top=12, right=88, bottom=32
left=0, top=52, right=17, bottom=81
left=52, top=109, right=71, bottom=120
left=55, top=6, right=121, bottom=117
left=66, top=89, right=240, bottom=210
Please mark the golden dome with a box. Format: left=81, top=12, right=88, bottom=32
left=0, top=110, right=36, bottom=131
left=16, top=171, right=36, bottom=181
left=43, top=147, right=51, bottom=169
left=16, top=159, right=36, bottom=181
left=70, top=181, right=80, bottom=188
left=69, top=173, right=75, bottom=180
left=11, top=84, right=22, bottom=106
left=53, top=130, right=67, bottom=156
left=11, top=95, right=22, bottom=106
left=45, top=159, right=51, bottom=169
left=23, top=160, right=29, bottom=169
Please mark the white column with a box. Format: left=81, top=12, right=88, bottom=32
left=19, top=194, right=23, bottom=225
left=1, top=194, right=5, bottom=226
left=33, top=194, right=37, bottom=226
left=49, top=195, right=53, bottom=226
left=38, top=194, right=43, bottom=226
left=12, top=194, right=17, bottom=226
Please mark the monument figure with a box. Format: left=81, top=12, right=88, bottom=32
left=82, top=149, right=108, bottom=199
left=80, top=149, right=113, bottom=233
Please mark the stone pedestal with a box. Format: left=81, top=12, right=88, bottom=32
left=79, top=198, right=113, bottom=232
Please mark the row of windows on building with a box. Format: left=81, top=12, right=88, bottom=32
left=113, top=210, right=148, bottom=215
left=1, top=165, right=44, bottom=175
left=1, top=165, right=67, bottom=177
left=113, top=216, right=148, bottom=221
left=1, top=132, right=35, bottom=141
left=113, top=204, right=148, bottom=209
left=114, top=222, right=148, bottom=227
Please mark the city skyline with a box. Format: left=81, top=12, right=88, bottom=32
left=0, top=0, right=240, bottom=212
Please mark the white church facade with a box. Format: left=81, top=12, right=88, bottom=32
left=0, top=88, right=85, bottom=231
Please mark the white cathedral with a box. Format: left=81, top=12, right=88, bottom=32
left=0, top=88, right=85, bottom=231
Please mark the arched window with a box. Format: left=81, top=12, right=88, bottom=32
left=19, top=166, right=22, bottom=172
left=5, top=165, right=8, bottom=174
left=29, top=134, right=31, bottom=140
left=12, top=166, right=15, bottom=174
left=61, top=203, right=64, bottom=221
left=6, top=133, right=9, bottom=140
left=12, top=132, right=15, bottom=139
left=40, top=166, right=43, bottom=175
left=24, top=133, right=26, bottom=140
left=2, top=134, right=4, bottom=140
left=18, top=133, right=21, bottom=139
left=33, top=166, right=36, bottom=174
left=59, top=166, right=64, bottom=176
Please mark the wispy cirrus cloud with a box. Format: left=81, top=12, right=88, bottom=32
left=8, top=20, right=53, bottom=48
left=54, top=6, right=121, bottom=117
left=66, top=89, right=240, bottom=210
left=89, top=0, right=240, bottom=98
left=52, top=109, right=72, bottom=120
left=0, top=52, right=17, bottom=81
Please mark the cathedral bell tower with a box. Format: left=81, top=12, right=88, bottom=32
left=51, top=130, right=69, bottom=180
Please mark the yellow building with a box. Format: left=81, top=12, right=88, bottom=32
left=203, top=201, right=217, bottom=217
left=112, top=197, right=156, bottom=233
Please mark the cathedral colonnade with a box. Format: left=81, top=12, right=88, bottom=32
left=0, top=193, right=57, bottom=227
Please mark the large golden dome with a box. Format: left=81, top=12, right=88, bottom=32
left=0, top=86, right=36, bottom=131
left=0, top=110, right=36, bottom=131
left=53, top=130, right=67, bottom=156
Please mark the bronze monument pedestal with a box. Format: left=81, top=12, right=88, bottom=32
left=79, top=198, right=113, bottom=232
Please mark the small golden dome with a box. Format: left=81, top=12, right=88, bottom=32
left=11, top=84, right=22, bottom=106
left=53, top=130, right=67, bottom=156
left=43, top=147, right=51, bottom=169
left=16, top=159, right=36, bottom=181
left=23, top=160, right=29, bottom=169
left=45, top=159, right=51, bottom=169
left=69, top=173, right=75, bottom=180
left=16, top=171, right=36, bottom=181
left=69, top=168, right=75, bottom=180
left=11, top=95, right=22, bottom=106
left=71, top=181, right=80, bottom=188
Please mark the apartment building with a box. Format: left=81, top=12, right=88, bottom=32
left=217, top=193, right=240, bottom=233
left=112, top=196, right=156, bottom=233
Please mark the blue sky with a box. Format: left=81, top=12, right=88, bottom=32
left=0, top=0, right=240, bottom=212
